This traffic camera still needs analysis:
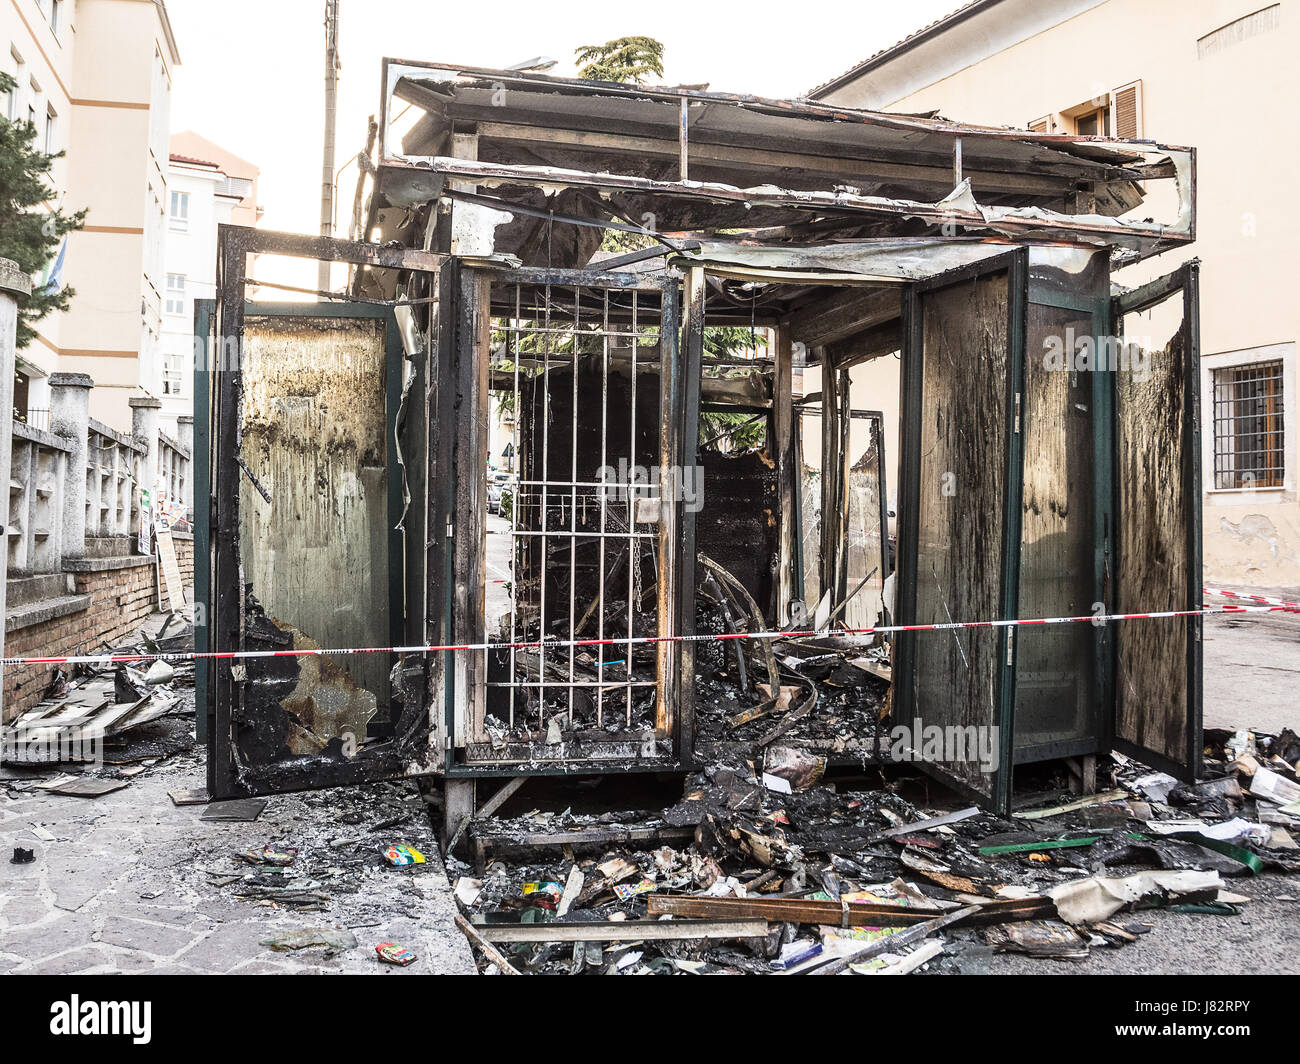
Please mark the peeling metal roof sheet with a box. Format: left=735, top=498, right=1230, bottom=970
left=363, top=59, right=1194, bottom=269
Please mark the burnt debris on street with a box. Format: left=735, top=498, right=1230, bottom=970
left=3, top=49, right=1298, bottom=984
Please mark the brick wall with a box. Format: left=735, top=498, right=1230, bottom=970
left=174, top=532, right=194, bottom=590
left=4, top=556, right=165, bottom=721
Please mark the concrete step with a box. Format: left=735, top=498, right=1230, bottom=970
left=5, top=572, right=76, bottom=607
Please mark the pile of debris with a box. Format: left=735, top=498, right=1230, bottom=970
left=693, top=584, right=891, bottom=759
left=1, top=611, right=196, bottom=795
left=448, top=728, right=1299, bottom=974
left=198, top=783, right=442, bottom=920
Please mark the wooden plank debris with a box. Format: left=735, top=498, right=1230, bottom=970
left=471, top=918, right=770, bottom=944
left=866, top=806, right=980, bottom=843
left=1013, top=789, right=1129, bottom=820
left=472, top=823, right=695, bottom=872
left=805, top=904, right=980, bottom=976
left=646, top=893, right=1052, bottom=927
left=455, top=913, right=522, bottom=975
left=155, top=524, right=185, bottom=611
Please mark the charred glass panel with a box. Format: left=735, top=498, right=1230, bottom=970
left=911, top=271, right=1010, bottom=798
left=237, top=315, right=392, bottom=759
left=1015, top=304, right=1098, bottom=751
left=1114, top=286, right=1195, bottom=766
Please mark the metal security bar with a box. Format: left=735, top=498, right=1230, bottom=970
left=1213, top=360, right=1284, bottom=488
left=479, top=278, right=671, bottom=755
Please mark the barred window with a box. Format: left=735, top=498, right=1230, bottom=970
left=1213, top=360, right=1284, bottom=488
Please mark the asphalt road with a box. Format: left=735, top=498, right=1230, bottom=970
left=1203, top=585, right=1300, bottom=736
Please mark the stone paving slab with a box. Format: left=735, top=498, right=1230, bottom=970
left=0, top=748, right=476, bottom=975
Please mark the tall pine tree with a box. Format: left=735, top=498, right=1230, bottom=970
left=574, top=37, right=665, bottom=85
left=0, top=71, right=85, bottom=349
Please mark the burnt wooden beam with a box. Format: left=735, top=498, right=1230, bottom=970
left=452, top=268, right=492, bottom=754
left=471, top=918, right=770, bottom=943
left=645, top=894, right=1053, bottom=927
left=774, top=323, right=796, bottom=622
left=394, top=86, right=1148, bottom=183
left=469, top=119, right=1078, bottom=198
left=819, top=349, right=840, bottom=604
left=788, top=286, right=901, bottom=349
left=807, top=905, right=982, bottom=975
left=455, top=913, right=522, bottom=974
left=219, top=224, right=446, bottom=274
left=827, top=317, right=903, bottom=368
left=380, top=156, right=1189, bottom=248
left=471, top=823, right=697, bottom=873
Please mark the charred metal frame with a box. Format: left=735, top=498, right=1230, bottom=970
left=791, top=397, right=890, bottom=627
left=452, top=269, right=688, bottom=768
left=895, top=250, right=1027, bottom=813
left=369, top=58, right=1196, bottom=267
left=1106, top=261, right=1203, bottom=780
left=196, top=58, right=1205, bottom=810
left=435, top=266, right=695, bottom=777
left=207, top=225, right=446, bottom=798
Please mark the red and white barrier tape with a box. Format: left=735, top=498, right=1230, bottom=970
left=1202, top=586, right=1300, bottom=612
left=0, top=601, right=1284, bottom=669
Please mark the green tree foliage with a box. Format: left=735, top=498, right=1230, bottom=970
left=575, top=36, right=665, bottom=85
left=701, top=326, right=767, bottom=450
left=0, top=71, right=86, bottom=349
left=576, top=36, right=665, bottom=255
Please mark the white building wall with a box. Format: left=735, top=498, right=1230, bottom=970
left=160, top=163, right=232, bottom=432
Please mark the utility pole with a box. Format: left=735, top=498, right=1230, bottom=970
left=319, top=0, right=340, bottom=292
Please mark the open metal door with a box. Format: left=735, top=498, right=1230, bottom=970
left=205, top=226, right=447, bottom=798
left=1108, top=261, right=1202, bottom=780
left=895, top=251, right=1026, bottom=812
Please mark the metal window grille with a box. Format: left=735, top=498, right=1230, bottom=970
left=480, top=280, right=666, bottom=752
left=1213, top=360, right=1284, bottom=488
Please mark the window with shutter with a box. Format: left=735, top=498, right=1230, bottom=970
left=1111, top=81, right=1142, bottom=139
left=1028, top=116, right=1050, bottom=133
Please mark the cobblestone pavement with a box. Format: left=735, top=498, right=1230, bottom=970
left=0, top=743, right=475, bottom=975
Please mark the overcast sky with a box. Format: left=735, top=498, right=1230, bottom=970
left=166, top=0, right=958, bottom=285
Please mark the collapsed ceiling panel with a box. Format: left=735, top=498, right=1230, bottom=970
left=363, top=59, right=1193, bottom=267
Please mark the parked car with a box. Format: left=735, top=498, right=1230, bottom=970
left=487, top=470, right=511, bottom=515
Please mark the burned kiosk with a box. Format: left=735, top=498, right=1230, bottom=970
left=199, top=60, right=1201, bottom=821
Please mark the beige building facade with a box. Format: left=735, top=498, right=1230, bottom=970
left=161, top=135, right=260, bottom=432
left=3, top=0, right=180, bottom=432
left=814, top=0, right=1299, bottom=587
